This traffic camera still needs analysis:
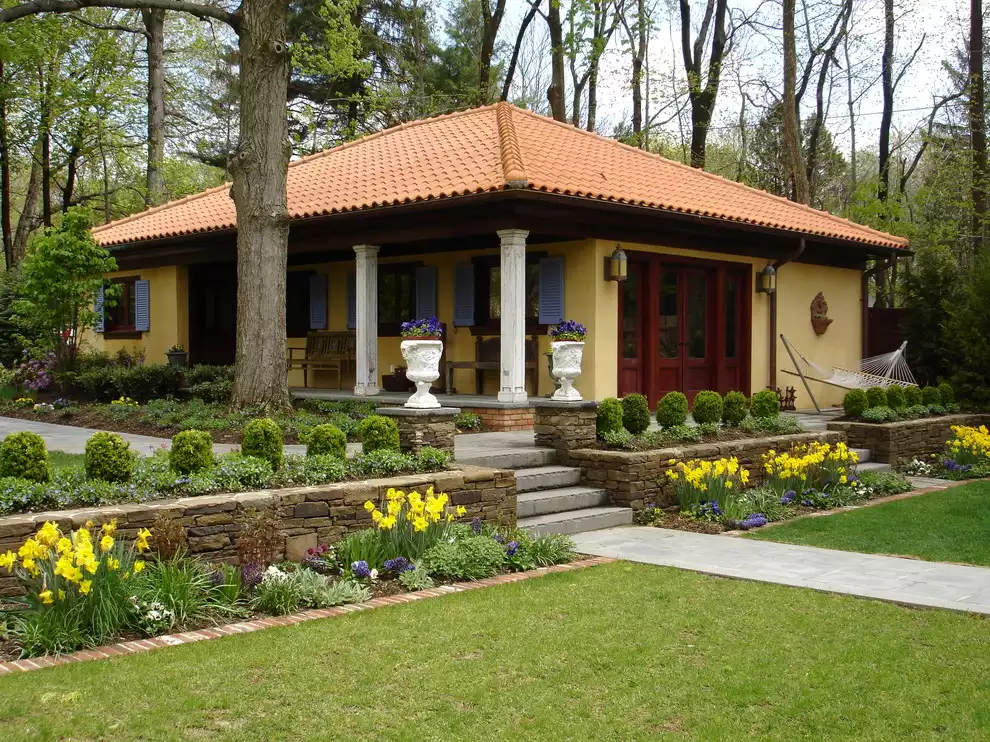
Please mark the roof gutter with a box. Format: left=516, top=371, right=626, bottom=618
left=769, top=238, right=807, bottom=393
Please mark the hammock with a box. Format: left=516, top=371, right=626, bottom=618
left=780, top=334, right=918, bottom=412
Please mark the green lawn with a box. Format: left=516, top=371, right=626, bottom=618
left=48, top=451, right=84, bottom=471
left=2, top=562, right=989, bottom=741
left=747, top=481, right=990, bottom=566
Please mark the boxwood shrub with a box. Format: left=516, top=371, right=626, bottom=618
left=691, top=390, right=723, bottom=425
left=749, top=389, right=780, bottom=420
left=843, top=388, right=868, bottom=418
left=656, top=391, right=688, bottom=428
left=0, top=431, right=50, bottom=483
left=306, top=424, right=347, bottom=458
left=596, top=397, right=623, bottom=438
left=85, top=431, right=132, bottom=482
left=922, top=385, right=941, bottom=406
left=358, top=415, right=400, bottom=453
left=865, top=386, right=888, bottom=409
left=241, top=417, right=284, bottom=471
left=938, top=382, right=955, bottom=405
left=620, top=394, right=651, bottom=435
left=885, top=385, right=906, bottom=410
left=722, top=391, right=748, bottom=427
left=170, top=429, right=213, bottom=474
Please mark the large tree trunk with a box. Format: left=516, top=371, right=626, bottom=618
left=39, top=69, right=52, bottom=228
left=587, top=55, right=600, bottom=132
left=680, top=0, right=729, bottom=169
left=0, top=59, right=12, bottom=268
left=143, top=8, right=167, bottom=206
left=877, top=0, right=894, bottom=203
left=13, top=139, right=43, bottom=261
left=500, top=0, right=541, bottom=101
left=479, top=0, right=506, bottom=105
left=229, top=0, right=292, bottom=410
left=546, top=0, right=566, bottom=121
left=782, top=0, right=809, bottom=204
left=630, top=0, right=645, bottom=141
left=971, top=0, right=986, bottom=255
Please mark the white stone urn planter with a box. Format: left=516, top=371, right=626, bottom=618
left=400, top=338, right=443, bottom=409
left=550, top=340, right=585, bottom=401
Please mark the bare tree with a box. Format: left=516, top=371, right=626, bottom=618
left=971, top=0, right=986, bottom=254
left=480, top=0, right=508, bottom=104
left=678, top=0, right=728, bottom=168
left=501, top=0, right=543, bottom=102
left=142, top=8, right=166, bottom=206
left=782, top=0, right=809, bottom=203
left=546, top=0, right=566, bottom=120
left=566, top=0, right=624, bottom=130
left=620, top=0, right=651, bottom=144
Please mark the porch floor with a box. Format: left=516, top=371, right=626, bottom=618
left=291, top=387, right=536, bottom=409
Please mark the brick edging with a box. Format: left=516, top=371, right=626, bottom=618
left=0, top=557, right=615, bottom=675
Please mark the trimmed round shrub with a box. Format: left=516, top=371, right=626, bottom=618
left=170, top=429, right=213, bottom=474
left=621, top=394, right=651, bottom=435
left=921, top=385, right=941, bottom=406
left=885, top=385, right=906, bottom=410
left=306, top=424, right=347, bottom=458
left=938, top=382, right=955, bottom=405
left=865, top=386, right=888, bottom=408
left=722, top=391, right=748, bottom=427
left=596, top=397, right=623, bottom=438
left=0, top=431, right=50, bottom=483
left=749, top=389, right=780, bottom=420
left=843, top=388, right=868, bottom=418
left=904, top=386, right=923, bottom=407
left=241, top=417, right=284, bottom=471
left=84, top=431, right=132, bottom=482
left=656, top=392, right=689, bottom=428
left=358, top=415, right=400, bottom=453
left=691, top=390, right=723, bottom=425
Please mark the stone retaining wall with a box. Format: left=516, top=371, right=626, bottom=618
left=533, top=400, right=598, bottom=465
left=0, top=466, right=515, bottom=597
left=827, top=414, right=990, bottom=466
left=568, top=431, right=845, bottom=511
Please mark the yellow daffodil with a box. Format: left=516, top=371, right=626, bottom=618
left=133, top=560, right=146, bottom=574
left=57, top=589, right=65, bottom=601
left=36, top=521, right=60, bottom=547
left=0, top=550, right=16, bottom=570
left=99, top=535, right=115, bottom=553
left=56, top=537, right=73, bottom=555
left=101, top=521, right=117, bottom=537
left=106, top=557, right=120, bottom=572
left=39, top=589, right=54, bottom=605
left=79, top=580, right=92, bottom=595
left=456, top=505, right=467, bottom=517
left=363, top=500, right=375, bottom=512
left=135, top=528, right=152, bottom=553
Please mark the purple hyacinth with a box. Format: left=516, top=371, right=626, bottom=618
left=400, top=317, right=442, bottom=337
left=471, top=516, right=483, bottom=535
left=780, top=490, right=797, bottom=505
left=505, top=541, right=520, bottom=557
left=384, top=557, right=414, bottom=574
left=240, top=562, right=263, bottom=589
left=351, top=560, right=371, bottom=579
left=738, top=513, right=768, bottom=530
left=492, top=533, right=506, bottom=544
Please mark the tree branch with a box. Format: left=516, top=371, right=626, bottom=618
left=66, top=12, right=148, bottom=37
left=0, top=0, right=236, bottom=29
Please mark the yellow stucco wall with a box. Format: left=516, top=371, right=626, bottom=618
left=89, top=265, right=189, bottom=364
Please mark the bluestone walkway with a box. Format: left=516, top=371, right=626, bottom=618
left=572, top=526, right=990, bottom=615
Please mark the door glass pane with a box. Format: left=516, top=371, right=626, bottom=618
left=725, top=275, right=738, bottom=359
left=658, top=270, right=679, bottom=358
left=687, top=273, right=707, bottom=359
left=622, top=271, right=639, bottom=359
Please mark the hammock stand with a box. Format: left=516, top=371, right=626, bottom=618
left=779, top=334, right=918, bottom=413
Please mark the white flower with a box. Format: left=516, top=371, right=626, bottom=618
left=369, top=569, right=379, bottom=581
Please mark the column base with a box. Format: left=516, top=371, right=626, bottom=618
left=377, top=406, right=460, bottom=455
left=353, top=384, right=380, bottom=397
left=497, top=390, right=528, bottom=403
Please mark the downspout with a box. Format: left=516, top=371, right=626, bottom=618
left=862, top=254, right=898, bottom=360
left=768, top=238, right=806, bottom=391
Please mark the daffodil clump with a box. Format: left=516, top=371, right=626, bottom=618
left=664, top=457, right=751, bottom=516
left=945, top=425, right=990, bottom=470
left=363, top=486, right=466, bottom=561
left=761, top=441, right=859, bottom=495
left=0, top=520, right=151, bottom=653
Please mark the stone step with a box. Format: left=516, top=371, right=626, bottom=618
left=518, top=507, right=634, bottom=536
left=858, top=461, right=892, bottom=474
left=517, top=486, right=608, bottom=518
left=456, top=447, right=556, bottom=470
left=515, top=465, right=582, bottom=493
left=850, top=448, right=872, bottom=463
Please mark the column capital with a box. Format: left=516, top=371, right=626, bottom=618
left=353, top=244, right=380, bottom=258
left=496, top=229, right=529, bottom=245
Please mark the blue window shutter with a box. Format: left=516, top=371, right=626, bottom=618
left=95, top=285, right=105, bottom=333
left=453, top=263, right=475, bottom=326
left=309, top=273, right=327, bottom=330
left=538, top=256, right=565, bottom=325
left=415, top=265, right=437, bottom=319
left=347, top=271, right=356, bottom=330
left=134, top=279, right=150, bottom=332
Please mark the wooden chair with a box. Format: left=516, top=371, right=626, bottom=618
left=445, top=335, right=539, bottom=396
left=286, top=331, right=356, bottom=389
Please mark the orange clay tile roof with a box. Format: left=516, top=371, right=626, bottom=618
left=92, top=102, right=907, bottom=250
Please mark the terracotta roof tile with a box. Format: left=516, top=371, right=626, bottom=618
left=93, top=102, right=907, bottom=249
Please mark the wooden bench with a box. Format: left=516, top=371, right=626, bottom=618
left=286, top=331, right=356, bottom=389
left=445, top=335, right=540, bottom=396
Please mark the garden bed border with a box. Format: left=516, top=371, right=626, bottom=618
left=0, top=557, right=615, bottom=674
left=827, top=414, right=990, bottom=466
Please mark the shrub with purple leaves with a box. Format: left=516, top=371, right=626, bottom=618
left=549, top=319, right=588, bottom=341
left=400, top=316, right=442, bottom=337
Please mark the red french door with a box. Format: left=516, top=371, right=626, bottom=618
left=617, top=254, right=750, bottom=405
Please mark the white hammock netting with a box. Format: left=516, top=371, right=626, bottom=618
left=780, top=335, right=918, bottom=390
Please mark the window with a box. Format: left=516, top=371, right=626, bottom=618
left=105, top=277, right=138, bottom=334
left=378, top=264, right=418, bottom=335
left=475, top=257, right=541, bottom=327
left=286, top=271, right=311, bottom=338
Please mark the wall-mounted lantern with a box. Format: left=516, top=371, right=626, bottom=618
left=756, top=262, right=777, bottom=294
left=606, top=245, right=628, bottom=282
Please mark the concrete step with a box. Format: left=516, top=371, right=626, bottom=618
left=518, top=507, right=634, bottom=536
left=456, top=447, right=556, bottom=470
left=517, top=486, right=608, bottom=518
left=858, top=461, right=892, bottom=474
left=850, top=448, right=872, bottom=463
left=515, top=465, right=582, bottom=493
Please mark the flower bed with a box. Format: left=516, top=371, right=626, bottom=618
left=0, top=484, right=559, bottom=660
left=827, top=414, right=990, bottom=466
left=903, top=424, right=990, bottom=479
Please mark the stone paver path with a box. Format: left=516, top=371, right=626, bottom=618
left=572, top=526, right=990, bottom=615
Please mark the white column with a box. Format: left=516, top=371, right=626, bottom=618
left=497, top=229, right=529, bottom=403
left=354, top=244, right=380, bottom=396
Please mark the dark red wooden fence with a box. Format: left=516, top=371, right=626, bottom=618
left=867, top=307, right=907, bottom=357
